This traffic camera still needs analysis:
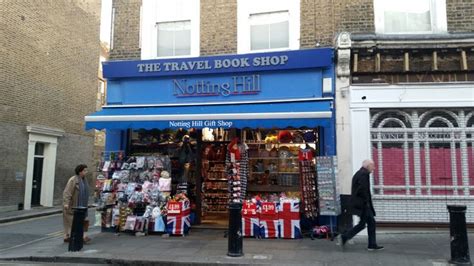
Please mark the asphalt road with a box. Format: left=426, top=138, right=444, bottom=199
left=0, top=213, right=96, bottom=253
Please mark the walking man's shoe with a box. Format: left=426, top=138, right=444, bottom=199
left=336, top=235, right=346, bottom=250
left=368, top=245, right=384, bottom=251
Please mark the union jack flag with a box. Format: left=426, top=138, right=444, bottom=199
left=259, top=202, right=279, bottom=238
left=166, top=200, right=191, bottom=236
left=242, top=202, right=259, bottom=237
left=278, top=201, right=302, bottom=239
left=242, top=217, right=260, bottom=237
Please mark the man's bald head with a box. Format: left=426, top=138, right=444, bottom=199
left=362, top=159, right=375, bottom=173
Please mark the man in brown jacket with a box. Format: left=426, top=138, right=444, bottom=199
left=63, top=164, right=90, bottom=243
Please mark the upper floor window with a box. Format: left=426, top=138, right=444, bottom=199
left=141, top=0, right=199, bottom=59
left=157, top=20, right=191, bottom=57
left=250, top=11, right=289, bottom=50
left=238, top=0, right=299, bottom=54
left=374, top=0, right=447, bottom=34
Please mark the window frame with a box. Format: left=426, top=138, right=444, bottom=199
left=141, top=0, right=200, bottom=59
left=373, top=0, right=447, bottom=35
left=237, top=0, right=299, bottom=54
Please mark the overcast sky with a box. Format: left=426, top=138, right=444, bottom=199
left=100, top=0, right=112, bottom=45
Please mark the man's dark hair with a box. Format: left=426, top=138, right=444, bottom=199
left=75, top=164, right=88, bottom=175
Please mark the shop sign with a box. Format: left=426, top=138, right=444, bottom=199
left=169, top=120, right=233, bottom=129
left=137, top=55, right=288, bottom=73
left=173, top=75, right=260, bottom=97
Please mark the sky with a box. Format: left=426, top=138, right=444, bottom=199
left=100, top=0, right=112, bottom=45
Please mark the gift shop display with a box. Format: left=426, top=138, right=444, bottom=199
left=278, top=199, right=302, bottom=239
left=95, top=142, right=194, bottom=237
left=166, top=194, right=191, bottom=236
left=241, top=201, right=259, bottom=237
left=316, top=156, right=341, bottom=216
left=259, top=201, right=279, bottom=238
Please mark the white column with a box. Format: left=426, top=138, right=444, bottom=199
left=424, top=140, right=432, bottom=195
left=458, top=111, right=469, bottom=196
left=412, top=111, right=422, bottom=196
left=403, top=134, right=411, bottom=195
left=350, top=108, right=372, bottom=192
left=376, top=132, right=384, bottom=195
left=450, top=131, right=458, bottom=196
left=24, top=140, right=37, bottom=210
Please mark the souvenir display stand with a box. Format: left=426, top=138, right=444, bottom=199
left=95, top=150, right=192, bottom=237
left=316, top=156, right=341, bottom=239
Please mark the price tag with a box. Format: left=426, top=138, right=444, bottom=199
left=167, top=202, right=182, bottom=214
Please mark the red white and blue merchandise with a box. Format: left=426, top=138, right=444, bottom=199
left=259, top=202, right=279, bottom=238
left=278, top=200, right=302, bottom=239
left=166, top=200, right=191, bottom=236
left=242, top=201, right=260, bottom=237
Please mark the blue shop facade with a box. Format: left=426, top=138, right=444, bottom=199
left=86, top=48, right=337, bottom=227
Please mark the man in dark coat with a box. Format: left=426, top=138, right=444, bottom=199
left=337, top=159, right=383, bottom=251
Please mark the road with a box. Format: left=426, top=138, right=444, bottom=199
left=0, top=213, right=96, bottom=254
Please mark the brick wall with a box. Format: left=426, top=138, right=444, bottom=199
left=374, top=198, right=474, bottom=223
left=109, top=0, right=472, bottom=57
left=200, top=0, right=237, bottom=56
left=0, top=1, right=100, bottom=136
left=109, top=0, right=141, bottom=60
left=447, top=0, right=474, bottom=32
left=0, top=1, right=100, bottom=208
left=301, top=0, right=374, bottom=48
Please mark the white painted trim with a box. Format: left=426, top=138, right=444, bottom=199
left=103, top=97, right=334, bottom=108
left=350, top=84, right=474, bottom=108
left=237, top=0, right=299, bottom=54
left=24, top=128, right=61, bottom=210
left=141, top=0, right=200, bottom=60
left=26, top=125, right=64, bottom=137
left=85, top=111, right=332, bottom=122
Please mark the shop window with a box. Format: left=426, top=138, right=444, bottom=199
left=237, top=0, right=299, bottom=54
left=141, top=0, right=200, bottom=59
left=374, top=0, right=447, bottom=34
left=157, top=21, right=191, bottom=57
left=250, top=11, right=289, bottom=51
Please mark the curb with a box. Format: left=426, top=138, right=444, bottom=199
left=1, top=256, right=254, bottom=266
left=0, top=209, right=62, bottom=224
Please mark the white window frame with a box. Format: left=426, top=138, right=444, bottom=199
left=237, top=0, right=300, bottom=54
left=141, top=0, right=200, bottom=59
left=374, top=0, right=447, bottom=34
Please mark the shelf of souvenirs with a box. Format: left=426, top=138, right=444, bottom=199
left=205, top=178, right=228, bottom=182
left=245, top=141, right=316, bottom=145
left=250, top=171, right=299, bottom=175
left=203, top=192, right=229, bottom=197
left=204, top=202, right=229, bottom=205
left=248, top=156, right=299, bottom=160
left=204, top=188, right=228, bottom=192
left=247, top=184, right=299, bottom=192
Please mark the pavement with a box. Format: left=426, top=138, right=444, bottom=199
left=0, top=226, right=472, bottom=265
left=0, top=207, right=62, bottom=224
left=0, top=208, right=472, bottom=265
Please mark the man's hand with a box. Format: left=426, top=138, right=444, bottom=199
left=64, top=204, right=69, bottom=210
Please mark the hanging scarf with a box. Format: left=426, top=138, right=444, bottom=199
left=228, top=138, right=241, bottom=161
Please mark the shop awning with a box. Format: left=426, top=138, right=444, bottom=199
left=85, top=99, right=334, bottom=130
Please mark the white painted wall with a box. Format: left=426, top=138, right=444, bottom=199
left=346, top=83, right=474, bottom=222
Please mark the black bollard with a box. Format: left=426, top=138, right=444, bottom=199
left=68, top=207, right=87, bottom=252
left=227, top=202, right=243, bottom=257
left=447, top=205, right=471, bottom=265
